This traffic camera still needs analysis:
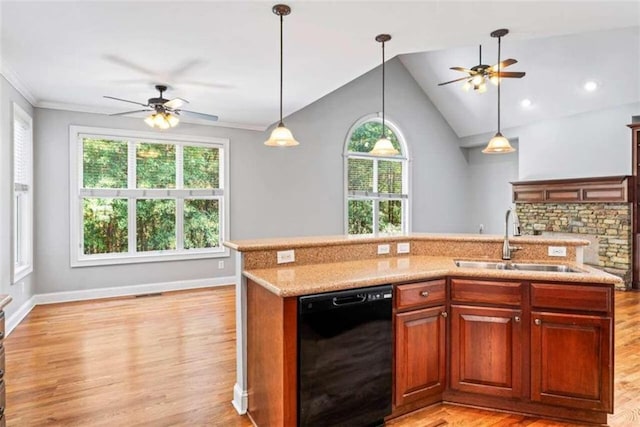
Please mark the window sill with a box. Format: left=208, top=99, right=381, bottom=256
left=71, top=247, right=230, bottom=268
left=13, top=264, right=33, bottom=283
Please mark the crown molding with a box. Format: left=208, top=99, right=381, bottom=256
left=37, top=101, right=267, bottom=132
left=0, top=63, right=38, bottom=106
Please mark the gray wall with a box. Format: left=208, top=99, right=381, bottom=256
left=34, top=109, right=263, bottom=294
left=273, top=58, right=470, bottom=235
left=460, top=102, right=639, bottom=179
left=0, top=75, right=36, bottom=320
left=32, top=58, right=470, bottom=294
left=465, top=144, right=519, bottom=235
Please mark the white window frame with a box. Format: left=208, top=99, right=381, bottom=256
left=13, top=103, right=34, bottom=281
left=69, top=125, right=230, bottom=267
left=343, top=113, right=411, bottom=235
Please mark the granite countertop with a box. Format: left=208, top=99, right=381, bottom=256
left=226, top=233, right=591, bottom=252
left=244, top=255, right=621, bottom=297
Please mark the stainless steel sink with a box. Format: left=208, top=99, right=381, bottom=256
left=454, top=260, right=580, bottom=273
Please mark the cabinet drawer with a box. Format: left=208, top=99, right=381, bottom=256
left=396, top=280, right=445, bottom=311
left=451, top=279, right=522, bottom=306
left=531, top=283, right=612, bottom=313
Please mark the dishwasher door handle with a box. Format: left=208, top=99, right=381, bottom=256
left=332, top=294, right=367, bottom=306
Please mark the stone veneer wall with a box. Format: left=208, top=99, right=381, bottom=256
left=516, top=203, right=631, bottom=289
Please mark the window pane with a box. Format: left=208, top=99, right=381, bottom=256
left=378, top=160, right=403, bottom=194
left=348, top=200, right=373, bottom=234
left=136, top=143, right=176, bottom=189
left=83, top=198, right=128, bottom=255
left=184, top=146, right=219, bottom=189
left=83, top=138, right=128, bottom=188
left=347, top=121, right=401, bottom=154
left=379, top=200, right=402, bottom=234
left=14, top=193, right=21, bottom=265
left=136, top=199, right=176, bottom=252
left=348, top=158, right=374, bottom=192
left=184, top=199, right=220, bottom=249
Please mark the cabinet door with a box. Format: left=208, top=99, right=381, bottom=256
left=450, top=305, right=523, bottom=398
left=395, top=305, right=446, bottom=407
left=531, top=311, right=613, bottom=413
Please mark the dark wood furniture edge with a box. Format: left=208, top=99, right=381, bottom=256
left=511, top=175, right=632, bottom=203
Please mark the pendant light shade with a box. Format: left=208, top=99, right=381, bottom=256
left=265, top=4, right=299, bottom=147
left=483, top=29, right=515, bottom=154
left=370, top=34, right=399, bottom=156
left=265, top=123, right=299, bottom=147
left=482, top=132, right=514, bottom=153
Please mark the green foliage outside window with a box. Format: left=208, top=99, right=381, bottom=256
left=346, top=121, right=405, bottom=235
left=82, top=138, right=222, bottom=256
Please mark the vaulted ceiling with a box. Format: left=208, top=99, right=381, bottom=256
left=1, top=1, right=639, bottom=134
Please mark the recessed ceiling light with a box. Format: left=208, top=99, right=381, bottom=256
left=520, top=98, right=532, bottom=108
left=584, top=80, right=599, bottom=92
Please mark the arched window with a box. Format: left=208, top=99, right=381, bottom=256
left=344, top=115, right=410, bottom=235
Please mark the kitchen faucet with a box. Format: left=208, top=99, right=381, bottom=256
left=503, top=207, right=522, bottom=260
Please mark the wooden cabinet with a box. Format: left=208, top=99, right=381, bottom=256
left=530, top=312, right=612, bottom=412
left=450, top=305, right=523, bottom=398
left=530, top=282, right=613, bottom=413
left=446, top=278, right=613, bottom=424
left=394, top=280, right=446, bottom=409
left=449, top=279, right=523, bottom=399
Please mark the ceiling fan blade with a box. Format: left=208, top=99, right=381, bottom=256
left=163, top=97, right=189, bottom=109
left=438, top=76, right=471, bottom=86
left=491, top=58, right=518, bottom=71
left=450, top=66, right=475, bottom=74
left=109, top=109, right=152, bottom=117
left=178, top=110, right=219, bottom=121
left=494, top=71, right=526, bottom=78
left=103, top=96, right=149, bottom=107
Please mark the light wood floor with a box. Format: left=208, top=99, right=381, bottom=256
left=5, top=287, right=640, bottom=426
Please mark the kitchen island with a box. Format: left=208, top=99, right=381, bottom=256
left=225, top=234, right=621, bottom=426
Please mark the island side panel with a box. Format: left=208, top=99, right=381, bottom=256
left=233, top=250, right=248, bottom=414
left=247, top=279, right=297, bottom=427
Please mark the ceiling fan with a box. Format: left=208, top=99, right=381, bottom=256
left=104, top=84, right=219, bottom=129
left=438, top=29, right=526, bottom=93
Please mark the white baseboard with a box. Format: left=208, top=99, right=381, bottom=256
left=232, top=383, right=248, bottom=415
left=6, top=295, right=36, bottom=336
left=6, top=276, right=236, bottom=335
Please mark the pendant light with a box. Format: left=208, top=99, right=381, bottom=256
left=265, top=4, right=299, bottom=147
left=482, top=29, right=516, bottom=154
left=370, top=34, right=399, bottom=156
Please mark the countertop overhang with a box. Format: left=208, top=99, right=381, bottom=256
left=244, top=255, right=620, bottom=297
left=225, top=233, right=591, bottom=252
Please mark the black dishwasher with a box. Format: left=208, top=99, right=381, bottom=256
left=298, top=284, right=393, bottom=427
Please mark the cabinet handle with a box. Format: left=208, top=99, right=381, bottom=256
left=420, top=291, right=429, bottom=297
left=534, top=319, right=541, bottom=326
left=514, top=316, right=521, bottom=323
left=441, top=311, right=448, bottom=318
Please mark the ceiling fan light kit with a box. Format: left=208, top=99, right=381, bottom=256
left=265, top=4, right=299, bottom=147
left=370, top=33, right=400, bottom=157
left=104, top=84, right=219, bottom=130
left=438, top=29, right=525, bottom=94
left=483, top=28, right=516, bottom=154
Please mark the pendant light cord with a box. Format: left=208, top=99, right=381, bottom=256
left=381, top=39, right=386, bottom=138
left=279, top=13, right=284, bottom=126
left=497, top=36, right=501, bottom=133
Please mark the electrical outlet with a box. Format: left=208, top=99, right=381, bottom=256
left=277, top=249, right=295, bottom=264
left=218, top=260, right=225, bottom=269
left=548, top=246, right=567, bottom=257
left=377, top=244, right=390, bottom=255
left=397, top=242, right=410, bottom=254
